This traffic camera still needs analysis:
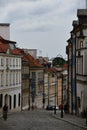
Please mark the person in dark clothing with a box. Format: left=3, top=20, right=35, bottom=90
left=64, top=103, right=68, bottom=114
left=3, top=104, right=8, bottom=120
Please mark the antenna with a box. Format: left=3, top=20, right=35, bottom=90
left=39, top=50, right=42, bottom=56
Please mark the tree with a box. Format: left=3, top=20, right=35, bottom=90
left=52, top=57, right=67, bottom=67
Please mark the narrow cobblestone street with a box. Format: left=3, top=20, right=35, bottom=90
left=0, top=110, right=86, bottom=130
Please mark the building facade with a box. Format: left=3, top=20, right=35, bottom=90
left=0, top=37, right=22, bottom=112
left=22, top=60, right=30, bottom=110
left=67, top=8, right=87, bottom=115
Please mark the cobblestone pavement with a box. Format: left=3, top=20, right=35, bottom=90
left=52, top=110, right=87, bottom=129
left=0, top=109, right=86, bottom=130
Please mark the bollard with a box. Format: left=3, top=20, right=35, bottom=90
left=86, top=108, right=87, bottom=126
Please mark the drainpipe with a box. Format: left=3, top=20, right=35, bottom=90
left=28, top=62, right=31, bottom=110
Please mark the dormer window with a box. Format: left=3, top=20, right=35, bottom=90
left=9, top=43, right=15, bottom=50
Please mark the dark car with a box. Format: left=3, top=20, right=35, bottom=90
left=46, top=105, right=59, bottom=110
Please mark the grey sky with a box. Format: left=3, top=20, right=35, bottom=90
left=0, top=0, right=85, bottom=58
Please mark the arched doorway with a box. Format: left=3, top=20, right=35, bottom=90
left=0, top=94, right=3, bottom=108
left=9, top=95, right=12, bottom=110
left=18, top=93, right=20, bottom=106
left=4, top=94, right=8, bottom=105
left=14, top=95, right=16, bottom=108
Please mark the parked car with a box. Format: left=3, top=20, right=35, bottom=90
left=46, top=105, right=59, bottom=110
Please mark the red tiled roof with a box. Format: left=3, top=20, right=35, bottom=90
left=12, top=48, right=43, bottom=68
left=24, top=54, right=43, bottom=67
left=0, top=41, right=9, bottom=53
left=45, top=67, right=57, bottom=73
left=0, top=36, right=16, bottom=53
left=0, top=36, right=16, bottom=44
left=63, top=64, right=68, bottom=69
left=37, top=58, right=47, bottom=65
left=0, top=36, right=43, bottom=68
left=12, top=48, right=24, bottom=55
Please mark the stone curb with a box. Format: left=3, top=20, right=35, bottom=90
left=52, top=114, right=87, bottom=130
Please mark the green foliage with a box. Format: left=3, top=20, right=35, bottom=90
left=52, top=57, right=67, bottom=67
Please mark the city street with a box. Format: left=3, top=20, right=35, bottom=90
left=0, top=110, right=85, bottom=130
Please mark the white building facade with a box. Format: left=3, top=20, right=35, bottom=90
left=0, top=54, right=22, bottom=112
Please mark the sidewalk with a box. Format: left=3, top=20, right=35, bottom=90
left=52, top=111, right=87, bottom=129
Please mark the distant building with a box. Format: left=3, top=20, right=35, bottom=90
left=44, top=67, right=57, bottom=108
left=23, top=49, right=37, bottom=59
left=12, top=48, right=44, bottom=109
left=0, top=23, right=10, bottom=40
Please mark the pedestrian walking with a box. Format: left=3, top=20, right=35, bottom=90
left=64, top=103, right=68, bottom=114
left=3, top=104, right=8, bottom=120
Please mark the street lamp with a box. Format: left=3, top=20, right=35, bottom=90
left=48, top=73, right=50, bottom=107
left=54, top=73, right=57, bottom=114
left=61, top=69, right=63, bottom=118
left=43, top=69, right=45, bottom=109
left=28, top=63, right=31, bottom=110
left=56, top=54, right=64, bottom=118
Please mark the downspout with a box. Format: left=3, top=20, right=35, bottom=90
left=28, top=62, right=31, bottom=110
left=43, top=68, right=45, bottom=109
left=21, top=59, right=23, bottom=111
left=67, top=45, right=69, bottom=113
left=75, top=34, right=77, bottom=115
left=71, top=38, right=73, bottom=114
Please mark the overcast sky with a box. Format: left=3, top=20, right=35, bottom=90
left=0, top=0, right=86, bottom=59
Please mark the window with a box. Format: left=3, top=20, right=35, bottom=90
left=6, top=72, right=8, bottom=86
left=38, top=72, right=43, bottom=85
left=6, top=58, right=9, bottom=66
left=1, top=58, right=4, bottom=66
left=13, top=59, right=15, bottom=67
left=1, top=73, right=3, bottom=87
left=78, top=51, right=81, bottom=57
left=76, top=57, right=83, bottom=74
left=10, top=59, right=11, bottom=66
left=13, top=72, right=15, bottom=85
left=16, top=59, right=18, bottom=66
left=19, top=71, right=21, bottom=84
left=16, top=72, right=18, bottom=84
left=80, top=41, right=83, bottom=48
left=10, top=72, right=12, bottom=85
